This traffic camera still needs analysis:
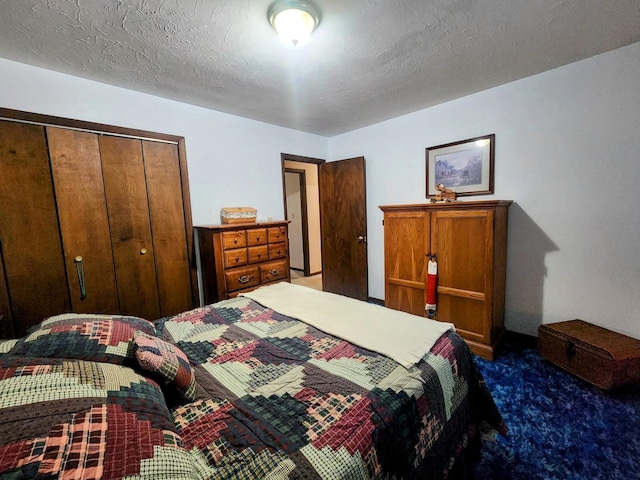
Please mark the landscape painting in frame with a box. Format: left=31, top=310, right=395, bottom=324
left=426, top=134, right=495, bottom=197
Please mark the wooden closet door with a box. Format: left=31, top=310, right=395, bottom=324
left=0, top=121, right=69, bottom=337
left=430, top=209, right=494, bottom=344
left=384, top=209, right=430, bottom=316
left=47, top=127, right=120, bottom=314
left=142, top=140, right=193, bottom=317
left=100, top=136, right=161, bottom=320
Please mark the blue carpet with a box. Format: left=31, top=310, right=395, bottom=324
left=474, top=333, right=640, bottom=480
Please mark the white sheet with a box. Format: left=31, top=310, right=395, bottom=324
left=241, top=282, right=454, bottom=369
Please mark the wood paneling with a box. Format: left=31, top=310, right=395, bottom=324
left=0, top=110, right=196, bottom=337
left=0, top=121, right=69, bottom=335
left=100, top=135, right=161, bottom=320
left=142, top=140, right=193, bottom=317
left=47, top=127, right=120, bottom=314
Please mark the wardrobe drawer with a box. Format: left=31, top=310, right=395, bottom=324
left=223, top=248, right=248, bottom=269
left=260, top=260, right=288, bottom=283
left=247, top=228, right=268, bottom=246
left=268, top=243, right=287, bottom=260
left=268, top=226, right=287, bottom=243
left=222, top=231, right=246, bottom=249
left=225, top=266, right=260, bottom=292
left=248, top=245, right=268, bottom=264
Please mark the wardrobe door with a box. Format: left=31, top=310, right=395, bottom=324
left=430, top=209, right=494, bottom=344
left=100, top=136, right=161, bottom=320
left=142, top=140, right=193, bottom=316
left=383, top=209, right=430, bottom=316
left=0, top=121, right=69, bottom=337
left=47, top=127, right=120, bottom=314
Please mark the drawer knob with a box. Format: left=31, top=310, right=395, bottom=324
left=238, top=275, right=253, bottom=284
left=235, top=257, right=240, bottom=262
left=276, top=250, right=281, bottom=255
left=140, top=248, right=148, bottom=255
left=256, top=236, right=261, bottom=241
left=258, top=253, right=262, bottom=258
left=269, top=269, right=280, bottom=276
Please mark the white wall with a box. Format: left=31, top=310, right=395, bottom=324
left=329, top=41, right=640, bottom=338
left=3, top=41, right=640, bottom=339
left=0, top=58, right=328, bottom=225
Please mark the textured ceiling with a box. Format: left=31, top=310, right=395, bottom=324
left=0, top=0, right=639, bottom=136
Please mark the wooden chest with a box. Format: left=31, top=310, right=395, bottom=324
left=538, top=320, right=640, bottom=389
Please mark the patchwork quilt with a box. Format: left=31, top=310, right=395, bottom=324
left=0, top=296, right=506, bottom=479
left=160, top=296, right=507, bottom=479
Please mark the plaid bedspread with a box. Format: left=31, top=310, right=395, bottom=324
left=160, top=296, right=507, bottom=479
left=0, top=355, right=198, bottom=479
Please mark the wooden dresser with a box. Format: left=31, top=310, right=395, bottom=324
left=196, top=221, right=291, bottom=303
left=379, top=201, right=512, bottom=360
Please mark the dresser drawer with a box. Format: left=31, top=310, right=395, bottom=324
left=268, top=243, right=287, bottom=260
left=247, top=228, right=268, bottom=246
left=248, top=245, right=268, bottom=264
left=225, top=265, right=260, bottom=292
left=223, top=248, right=248, bottom=268
left=268, top=226, right=287, bottom=243
left=222, top=231, right=246, bottom=249
left=260, top=260, right=288, bottom=283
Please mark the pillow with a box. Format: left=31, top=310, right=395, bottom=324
left=8, top=313, right=156, bottom=365
left=0, top=339, right=18, bottom=355
left=133, top=330, right=197, bottom=402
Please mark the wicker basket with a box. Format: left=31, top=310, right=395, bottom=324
left=220, top=207, right=257, bottom=224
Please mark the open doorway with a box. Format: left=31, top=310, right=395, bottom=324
left=281, top=154, right=324, bottom=289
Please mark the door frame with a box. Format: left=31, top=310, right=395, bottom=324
left=281, top=153, right=325, bottom=277
left=284, top=168, right=309, bottom=275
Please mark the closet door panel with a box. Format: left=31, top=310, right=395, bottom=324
left=142, top=140, right=192, bottom=316
left=100, top=136, right=161, bottom=320
left=47, top=127, right=120, bottom=314
left=0, top=121, right=69, bottom=336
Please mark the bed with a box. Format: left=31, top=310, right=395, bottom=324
left=0, top=282, right=506, bottom=479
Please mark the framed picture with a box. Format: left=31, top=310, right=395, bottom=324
left=426, top=134, right=495, bottom=197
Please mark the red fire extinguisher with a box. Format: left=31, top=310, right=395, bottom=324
left=425, top=253, right=437, bottom=318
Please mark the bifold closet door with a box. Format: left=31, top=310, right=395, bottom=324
left=100, top=136, right=161, bottom=320
left=47, top=127, right=120, bottom=315
left=0, top=121, right=69, bottom=336
left=142, top=140, right=192, bottom=317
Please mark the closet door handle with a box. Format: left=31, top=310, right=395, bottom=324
left=74, top=256, right=87, bottom=300
left=140, top=248, right=148, bottom=255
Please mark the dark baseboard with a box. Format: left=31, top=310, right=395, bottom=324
left=367, top=297, right=385, bottom=306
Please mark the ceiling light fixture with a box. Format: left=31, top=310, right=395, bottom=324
left=268, top=0, right=321, bottom=47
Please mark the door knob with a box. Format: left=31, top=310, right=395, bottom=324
left=140, top=248, right=148, bottom=255
left=357, top=236, right=367, bottom=243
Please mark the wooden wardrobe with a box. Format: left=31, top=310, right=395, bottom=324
left=380, top=201, right=512, bottom=360
left=0, top=109, right=197, bottom=338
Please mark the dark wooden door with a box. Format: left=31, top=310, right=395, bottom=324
left=143, top=140, right=194, bottom=317
left=319, top=156, right=368, bottom=300
left=47, top=127, right=120, bottom=314
left=100, top=136, right=161, bottom=320
left=0, top=121, right=69, bottom=336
